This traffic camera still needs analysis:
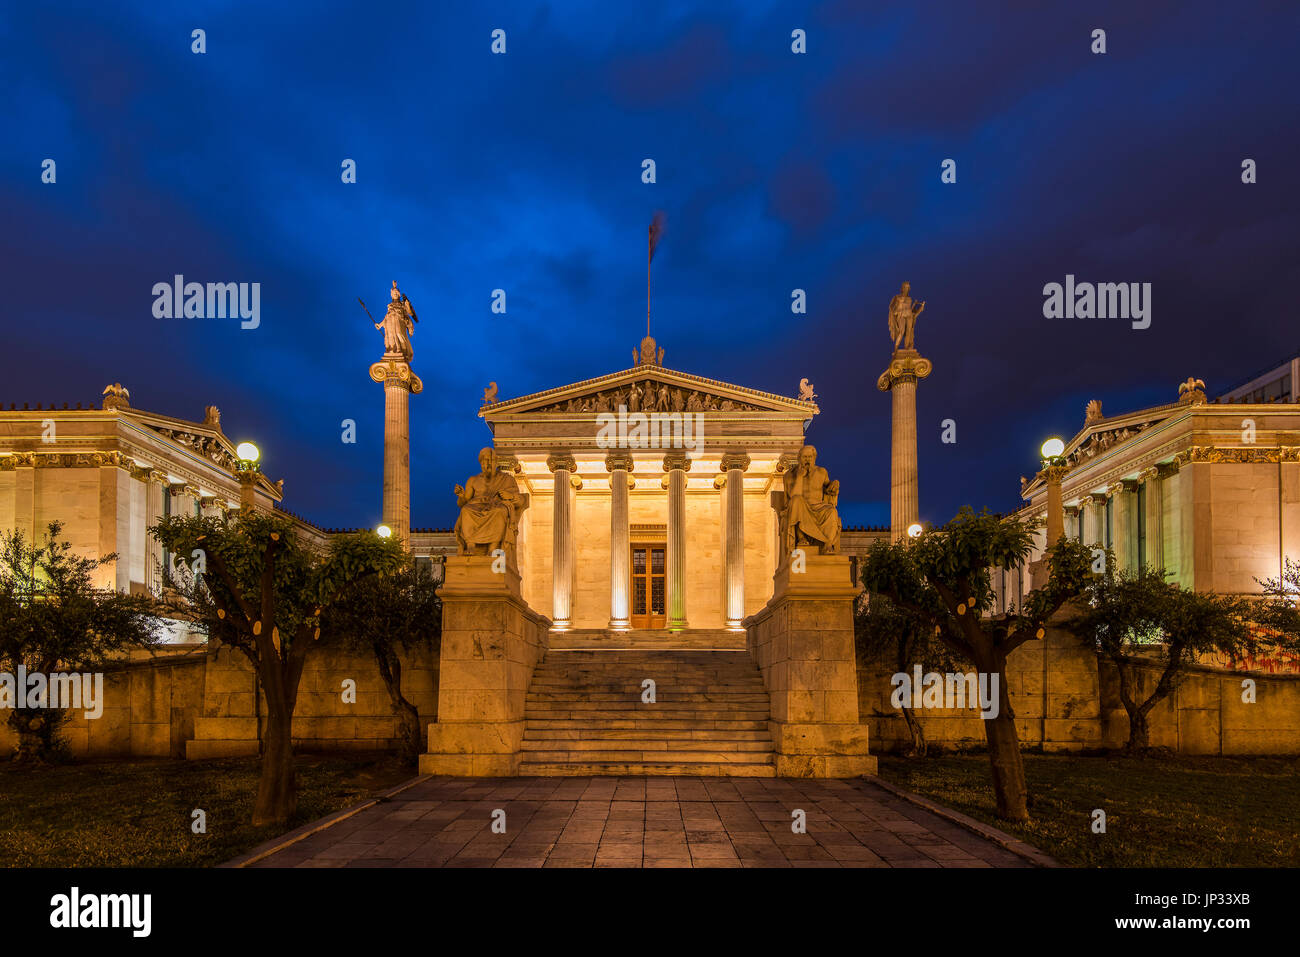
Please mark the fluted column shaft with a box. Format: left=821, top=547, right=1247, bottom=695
left=877, top=350, right=932, bottom=542
left=607, top=452, right=633, bottom=630
left=548, top=453, right=577, bottom=629
left=664, top=452, right=691, bottom=630
left=370, top=355, right=423, bottom=550
left=721, top=452, right=749, bottom=629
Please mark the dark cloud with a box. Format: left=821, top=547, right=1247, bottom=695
left=1, top=0, right=1297, bottom=531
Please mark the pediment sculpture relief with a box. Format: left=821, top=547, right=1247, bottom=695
left=529, top=382, right=761, bottom=414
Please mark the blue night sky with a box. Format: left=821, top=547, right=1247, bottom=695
left=3, top=1, right=1298, bottom=531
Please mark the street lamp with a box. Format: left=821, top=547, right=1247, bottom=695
left=235, top=441, right=260, bottom=512
left=1039, top=437, right=1067, bottom=544
left=376, top=524, right=393, bottom=539
left=906, top=522, right=923, bottom=539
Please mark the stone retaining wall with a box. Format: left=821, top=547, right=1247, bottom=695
left=0, top=644, right=439, bottom=760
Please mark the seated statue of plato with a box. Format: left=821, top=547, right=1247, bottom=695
left=453, top=447, right=526, bottom=557
left=780, top=445, right=841, bottom=555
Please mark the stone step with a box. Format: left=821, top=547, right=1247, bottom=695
left=523, top=727, right=772, bottom=741
left=518, top=748, right=772, bottom=763
left=526, top=692, right=769, bottom=702
left=522, top=710, right=772, bottom=721
left=526, top=697, right=768, bottom=708
left=547, top=630, right=747, bottom=651
left=526, top=718, right=768, bottom=732
left=521, top=738, right=773, bottom=753
left=517, top=760, right=775, bottom=777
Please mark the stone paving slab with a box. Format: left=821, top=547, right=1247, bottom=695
left=237, top=776, right=1047, bottom=868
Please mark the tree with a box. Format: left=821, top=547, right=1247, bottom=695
left=320, top=560, right=441, bottom=765
left=1075, top=563, right=1300, bottom=752
left=858, top=508, right=1092, bottom=821
left=853, top=587, right=960, bottom=756
left=153, top=513, right=404, bottom=826
left=0, top=522, right=160, bottom=762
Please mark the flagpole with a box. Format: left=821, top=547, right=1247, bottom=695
left=647, top=225, right=652, bottom=339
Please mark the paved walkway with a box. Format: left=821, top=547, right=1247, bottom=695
left=237, top=776, right=1047, bottom=868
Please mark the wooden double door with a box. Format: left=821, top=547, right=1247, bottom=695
left=630, top=543, right=666, bottom=628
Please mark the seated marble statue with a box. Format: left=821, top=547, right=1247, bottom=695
left=454, top=447, right=526, bottom=556
left=780, top=445, right=841, bottom=555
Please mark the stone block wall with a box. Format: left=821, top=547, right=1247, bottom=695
left=0, top=644, right=439, bottom=760
left=858, top=627, right=1300, bottom=756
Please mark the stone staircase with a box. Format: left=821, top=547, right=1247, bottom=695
left=518, top=644, right=776, bottom=776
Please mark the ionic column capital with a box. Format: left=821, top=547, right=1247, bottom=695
left=368, top=357, right=423, bottom=394
left=1137, top=466, right=1160, bottom=484
left=605, top=451, right=634, bottom=472
left=662, top=451, right=693, bottom=473
left=1087, top=492, right=1109, bottom=506
left=547, top=452, right=577, bottom=473
left=1156, top=461, right=1180, bottom=478
left=876, top=351, right=933, bottom=391
left=720, top=451, right=750, bottom=473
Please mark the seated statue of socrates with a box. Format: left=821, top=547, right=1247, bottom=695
left=780, top=445, right=841, bottom=555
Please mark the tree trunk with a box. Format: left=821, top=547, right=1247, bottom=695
left=978, top=654, right=1028, bottom=821
left=1125, top=709, right=1150, bottom=752
left=373, top=642, right=422, bottom=765
left=900, top=706, right=927, bottom=757
left=253, top=704, right=296, bottom=826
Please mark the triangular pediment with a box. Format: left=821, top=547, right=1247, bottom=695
left=481, top=366, right=819, bottom=418
left=1020, top=400, right=1185, bottom=497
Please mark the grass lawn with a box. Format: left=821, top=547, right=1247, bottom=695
left=0, top=751, right=414, bottom=867
left=876, top=753, right=1300, bottom=867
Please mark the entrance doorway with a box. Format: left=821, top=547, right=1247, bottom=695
left=630, top=543, right=666, bottom=628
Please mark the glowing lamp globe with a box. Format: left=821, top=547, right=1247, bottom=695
left=235, top=441, right=260, bottom=463
left=907, top=523, right=923, bottom=539
left=1040, top=438, right=1065, bottom=460
left=376, top=524, right=393, bottom=539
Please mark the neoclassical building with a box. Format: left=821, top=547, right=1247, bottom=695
left=1000, top=369, right=1300, bottom=613
left=458, top=338, right=837, bottom=633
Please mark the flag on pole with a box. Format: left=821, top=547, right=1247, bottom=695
left=648, top=211, right=666, bottom=262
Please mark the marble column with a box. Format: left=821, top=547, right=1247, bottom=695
left=1084, top=492, right=1108, bottom=547
left=1140, top=466, right=1164, bottom=571
left=606, top=451, right=634, bottom=630
left=721, top=452, right=750, bottom=630
left=877, top=350, right=933, bottom=542
left=662, top=451, right=691, bottom=630
left=369, top=354, right=423, bottom=549
left=547, top=453, right=578, bottom=630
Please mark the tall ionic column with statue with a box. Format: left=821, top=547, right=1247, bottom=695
left=876, top=282, right=933, bottom=542
left=367, top=281, right=422, bottom=548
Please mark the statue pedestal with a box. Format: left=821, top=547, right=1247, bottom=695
left=744, top=554, right=875, bottom=777
left=419, top=556, right=549, bottom=776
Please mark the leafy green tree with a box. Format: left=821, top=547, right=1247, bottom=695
left=320, top=560, right=441, bottom=765
left=1075, top=564, right=1300, bottom=752
left=0, top=522, right=160, bottom=763
left=153, top=513, right=404, bottom=826
left=858, top=508, right=1092, bottom=820
left=854, top=587, right=960, bottom=756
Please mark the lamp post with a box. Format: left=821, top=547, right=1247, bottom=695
left=235, top=442, right=260, bottom=513
left=1039, top=438, right=1067, bottom=546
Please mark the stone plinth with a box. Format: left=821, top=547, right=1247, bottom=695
left=419, top=555, right=550, bottom=776
left=744, top=553, right=875, bottom=777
